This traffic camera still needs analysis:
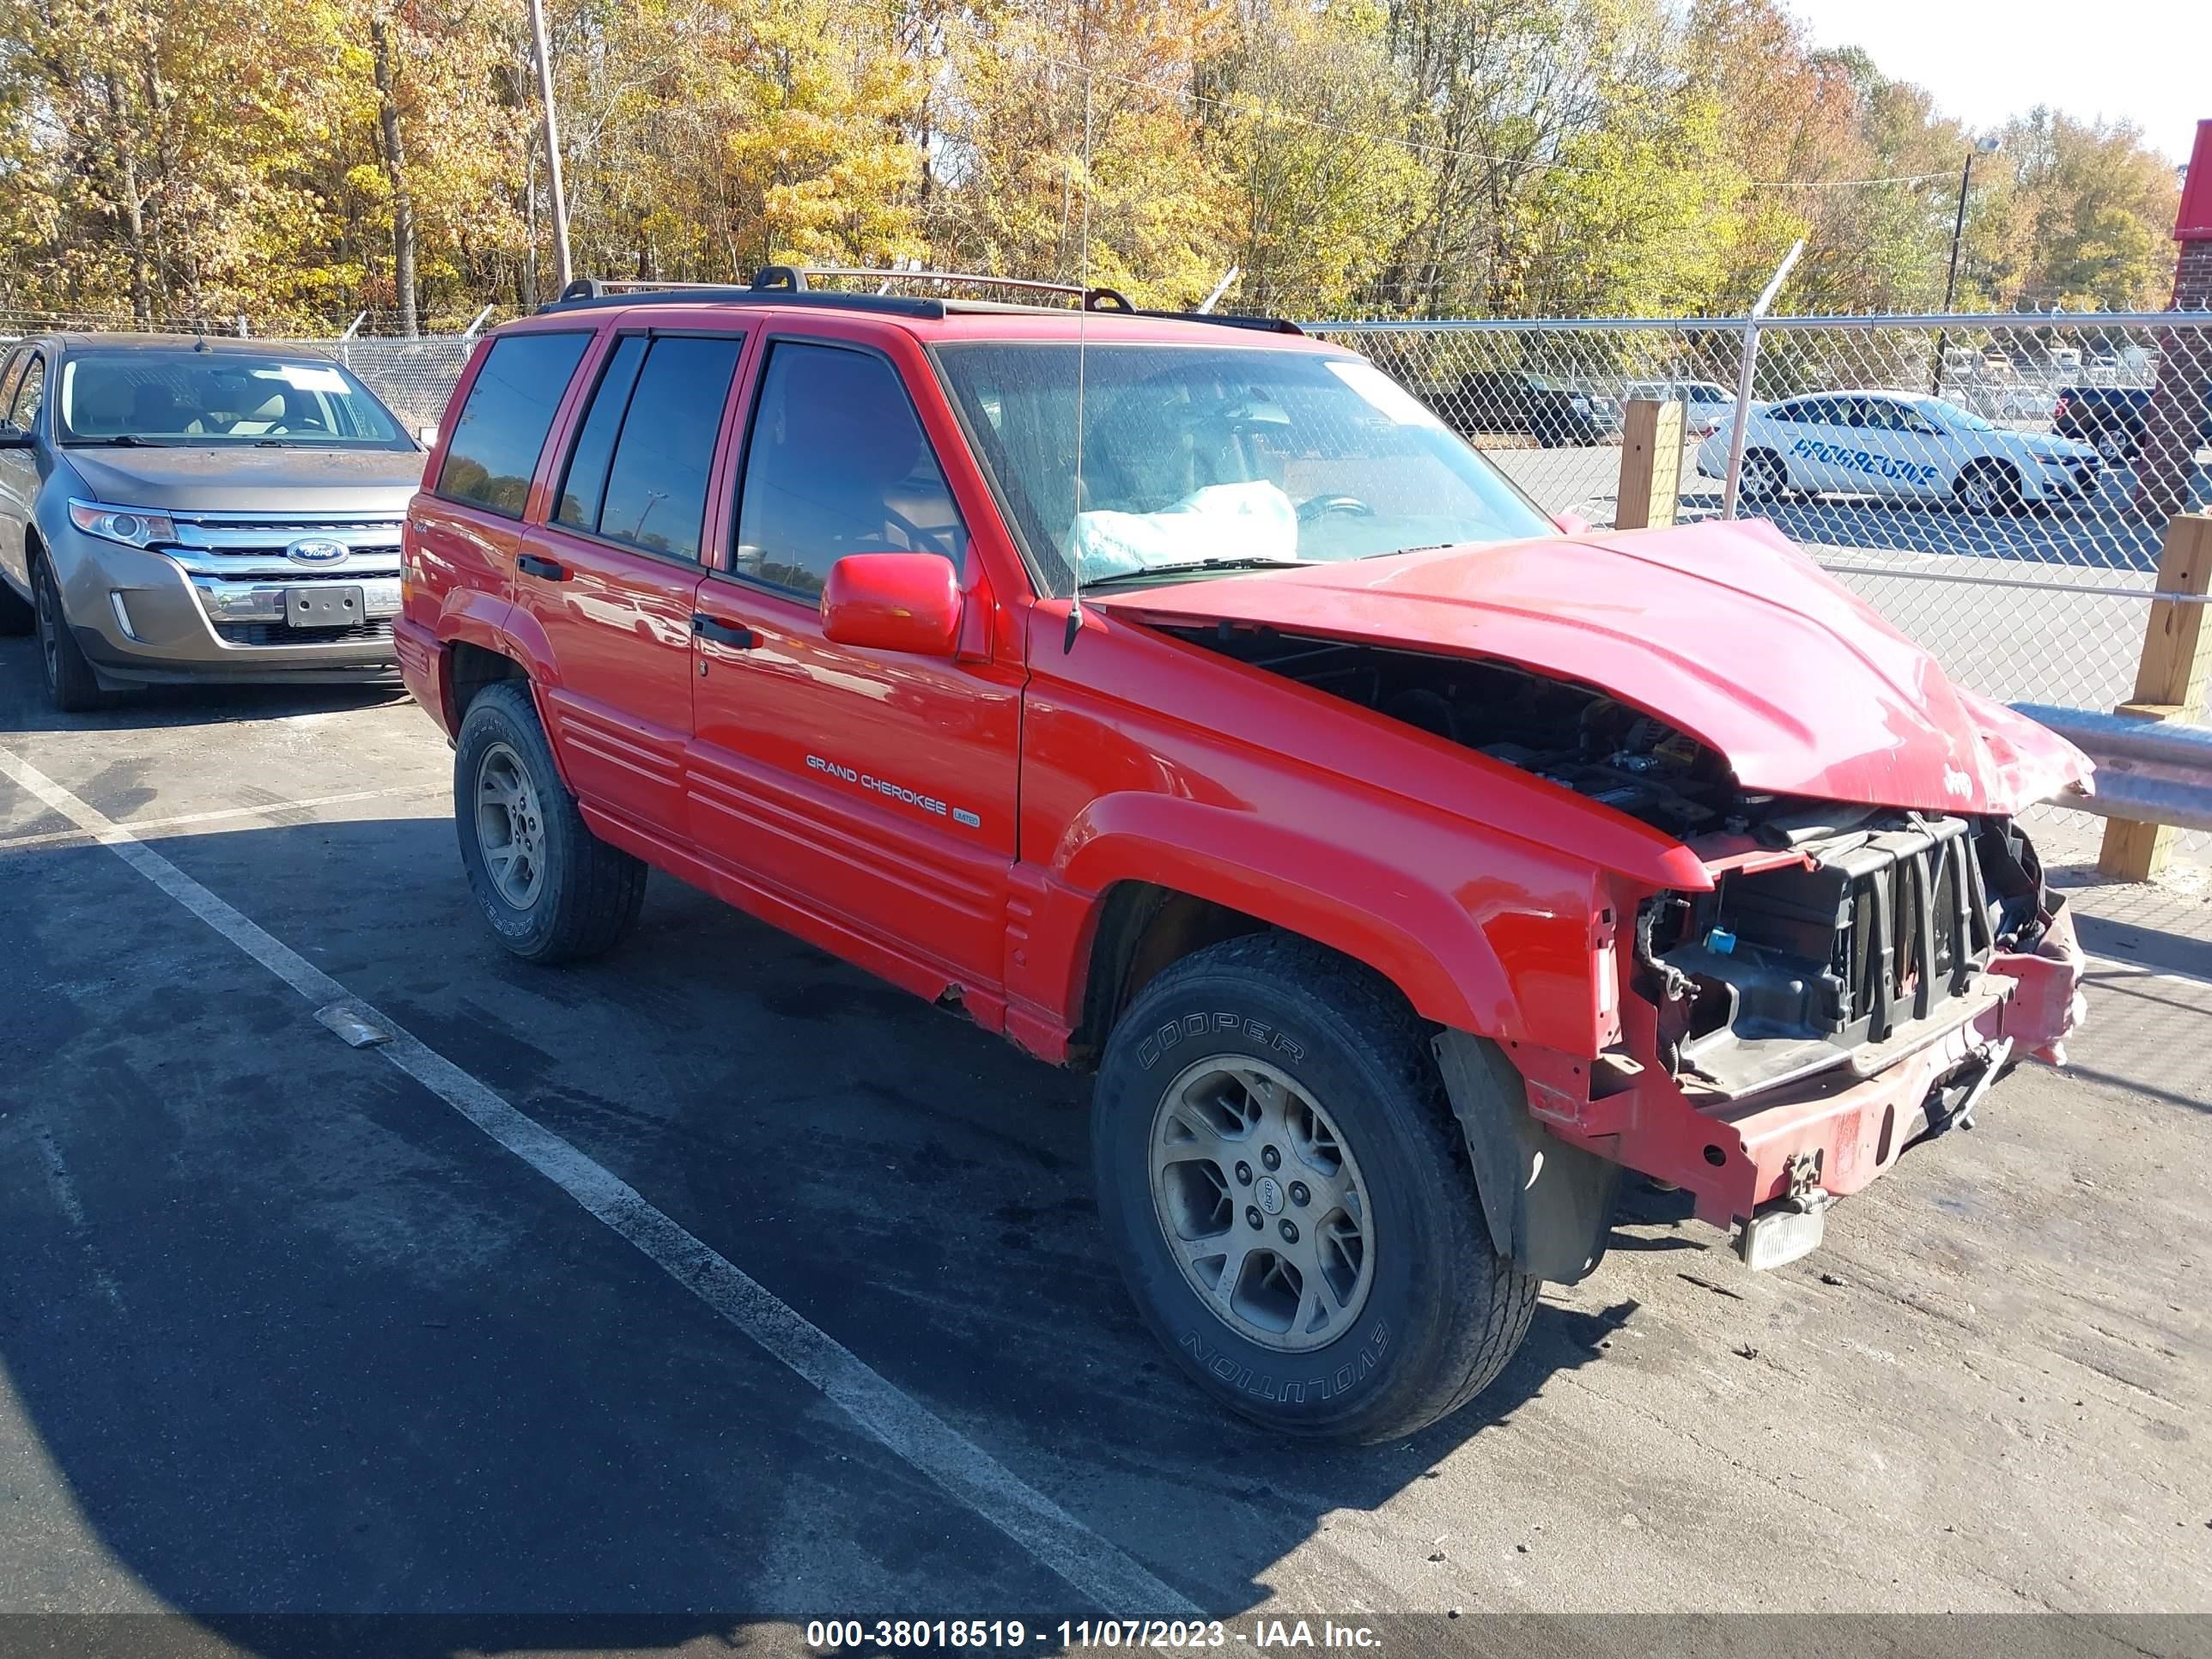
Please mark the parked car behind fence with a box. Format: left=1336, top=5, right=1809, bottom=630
left=0, top=332, right=426, bottom=711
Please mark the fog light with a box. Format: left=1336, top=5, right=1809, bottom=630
left=1736, top=1200, right=1826, bottom=1272
left=108, top=590, right=142, bottom=641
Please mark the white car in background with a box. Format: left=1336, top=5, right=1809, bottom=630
left=1695, top=390, right=2102, bottom=512
left=1623, top=379, right=1743, bottom=437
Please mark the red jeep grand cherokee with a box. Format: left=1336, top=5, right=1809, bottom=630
left=397, top=270, right=2088, bottom=1443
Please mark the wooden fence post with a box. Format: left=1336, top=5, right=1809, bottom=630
left=1615, top=398, right=1684, bottom=532
left=2098, top=512, right=2212, bottom=881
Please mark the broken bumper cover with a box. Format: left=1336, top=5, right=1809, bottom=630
left=1706, top=905, right=2084, bottom=1222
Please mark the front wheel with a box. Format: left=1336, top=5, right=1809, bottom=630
left=1954, top=459, right=2023, bottom=515
left=33, top=557, right=106, bottom=712
left=1092, top=933, right=1537, bottom=1443
left=453, top=680, right=647, bottom=963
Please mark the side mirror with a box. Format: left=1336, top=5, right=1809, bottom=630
left=415, top=424, right=439, bottom=448
left=1552, top=511, right=1592, bottom=537
left=820, top=552, right=962, bottom=657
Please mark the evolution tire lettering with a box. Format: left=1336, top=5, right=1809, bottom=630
left=1136, top=1012, right=1307, bottom=1070
left=805, top=753, right=976, bottom=828
left=1788, top=436, right=1941, bottom=486
left=1176, top=1321, right=1390, bottom=1403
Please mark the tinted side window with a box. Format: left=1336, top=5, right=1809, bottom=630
left=594, top=334, right=743, bottom=562
left=555, top=335, right=648, bottom=532
left=435, top=331, right=592, bottom=518
left=733, top=342, right=966, bottom=598
left=12, top=353, right=45, bottom=425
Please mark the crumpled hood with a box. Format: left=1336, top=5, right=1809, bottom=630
left=64, top=445, right=428, bottom=514
left=1093, top=518, right=2089, bottom=817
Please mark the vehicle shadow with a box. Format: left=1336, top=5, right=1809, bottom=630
left=0, top=673, right=410, bottom=738
left=2, top=813, right=1642, bottom=1655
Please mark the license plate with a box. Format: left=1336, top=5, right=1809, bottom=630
left=287, top=585, right=366, bottom=628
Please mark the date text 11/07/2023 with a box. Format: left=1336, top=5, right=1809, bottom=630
left=804, top=1618, right=1384, bottom=1650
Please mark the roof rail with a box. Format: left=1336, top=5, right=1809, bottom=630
left=538, top=270, right=1300, bottom=333
left=540, top=276, right=946, bottom=320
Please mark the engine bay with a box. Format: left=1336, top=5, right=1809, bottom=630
left=1171, top=626, right=1754, bottom=836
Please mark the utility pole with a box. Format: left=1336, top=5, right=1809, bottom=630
left=370, top=14, right=419, bottom=338
left=1932, top=136, right=2002, bottom=395
left=527, top=0, right=574, bottom=295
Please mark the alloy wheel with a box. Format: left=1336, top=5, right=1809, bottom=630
left=474, top=740, right=548, bottom=908
left=34, top=568, right=59, bottom=689
left=1148, top=1055, right=1375, bottom=1352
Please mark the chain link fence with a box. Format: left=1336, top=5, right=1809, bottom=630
left=0, top=305, right=500, bottom=429
left=1318, top=313, right=2212, bottom=718
left=13, top=300, right=2209, bottom=726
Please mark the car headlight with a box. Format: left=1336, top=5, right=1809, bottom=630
left=1571, top=395, right=1591, bottom=412
left=2033, top=454, right=2075, bottom=467
left=68, top=501, right=177, bottom=549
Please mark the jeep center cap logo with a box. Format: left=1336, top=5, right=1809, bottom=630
left=1255, top=1176, right=1285, bottom=1215
left=286, top=537, right=347, bottom=565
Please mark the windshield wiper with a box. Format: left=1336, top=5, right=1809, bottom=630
left=1080, top=556, right=1310, bottom=591
left=68, top=434, right=162, bottom=447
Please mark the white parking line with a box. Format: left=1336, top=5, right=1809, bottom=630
left=0, top=744, right=1197, bottom=1617
left=0, top=784, right=441, bottom=853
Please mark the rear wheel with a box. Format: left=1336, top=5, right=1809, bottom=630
left=32, top=556, right=106, bottom=712
left=0, top=572, right=30, bottom=636
left=2093, top=429, right=2129, bottom=463
left=1092, top=933, right=1537, bottom=1443
left=1739, top=447, right=1789, bottom=503
left=453, top=680, right=647, bottom=963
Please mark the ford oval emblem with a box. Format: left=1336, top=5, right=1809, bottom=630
left=286, top=537, right=348, bottom=565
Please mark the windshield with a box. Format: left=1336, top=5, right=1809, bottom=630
left=933, top=343, right=1554, bottom=593
left=1926, top=398, right=1995, bottom=433
left=56, top=349, right=412, bottom=448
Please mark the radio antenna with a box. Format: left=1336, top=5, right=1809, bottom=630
left=1063, top=69, right=1094, bottom=654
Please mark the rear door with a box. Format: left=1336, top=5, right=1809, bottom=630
left=417, top=326, right=594, bottom=661
left=1771, top=397, right=1848, bottom=489
left=515, top=326, right=745, bottom=835
left=684, top=329, right=1023, bottom=1000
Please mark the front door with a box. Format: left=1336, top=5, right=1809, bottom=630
left=517, top=327, right=744, bottom=834
left=0, top=349, right=45, bottom=593
left=685, top=334, right=1022, bottom=999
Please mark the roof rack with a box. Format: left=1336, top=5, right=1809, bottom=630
left=538, top=268, right=1301, bottom=334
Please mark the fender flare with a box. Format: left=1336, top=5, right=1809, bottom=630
left=1054, top=794, right=1525, bottom=1040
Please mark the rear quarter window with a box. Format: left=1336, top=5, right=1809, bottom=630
left=436, top=331, right=593, bottom=518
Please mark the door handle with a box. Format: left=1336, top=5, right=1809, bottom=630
left=517, top=553, right=568, bottom=581
left=692, top=614, right=758, bottom=648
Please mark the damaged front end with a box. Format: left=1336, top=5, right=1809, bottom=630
left=1637, top=811, right=2078, bottom=1097
left=1599, top=810, right=2085, bottom=1269
left=1133, top=602, right=2090, bottom=1274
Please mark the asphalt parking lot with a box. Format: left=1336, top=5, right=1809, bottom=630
left=2, top=636, right=2209, bottom=1651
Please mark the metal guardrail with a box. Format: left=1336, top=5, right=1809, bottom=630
left=2013, top=704, right=2212, bottom=833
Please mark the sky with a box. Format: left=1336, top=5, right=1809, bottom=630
left=1786, top=0, right=2204, bottom=164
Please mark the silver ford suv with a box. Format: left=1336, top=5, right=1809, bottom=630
left=0, top=333, right=427, bottom=710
